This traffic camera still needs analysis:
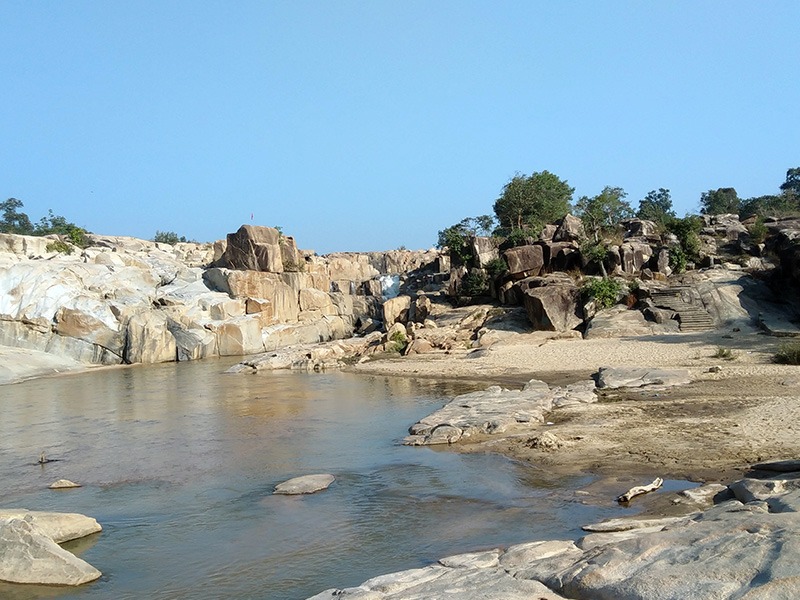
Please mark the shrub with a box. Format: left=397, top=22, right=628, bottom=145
left=713, top=347, right=736, bottom=360
left=669, top=246, right=689, bottom=274
left=387, top=329, right=408, bottom=354
left=283, top=259, right=306, bottom=272
left=747, top=218, right=768, bottom=244
left=775, top=341, right=800, bottom=365
left=460, top=271, right=488, bottom=296
left=484, top=258, right=508, bottom=278
left=46, top=239, right=74, bottom=255
left=154, top=230, right=183, bottom=245
left=582, top=277, right=622, bottom=310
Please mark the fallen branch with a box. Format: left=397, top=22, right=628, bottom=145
left=617, top=477, right=664, bottom=503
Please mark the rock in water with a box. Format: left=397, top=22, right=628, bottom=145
left=274, top=474, right=335, bottom=495
left=0, top=510, right=102, bottom=543
left=0, top=518, right=101, bottom=585
left=49, top=479, right=82, bottom=489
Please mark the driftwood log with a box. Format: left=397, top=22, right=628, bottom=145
left=617, top=477, right=664, bottom=503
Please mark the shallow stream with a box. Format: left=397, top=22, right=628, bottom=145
left=1, top=359, right=629, bottom=599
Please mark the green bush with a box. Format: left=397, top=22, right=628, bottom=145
left=154, top=230, right=184, bottom=245
left=669, top=246, right=689, bottom=273
left=775, top=341, right=800, bottom=365
left=484, top=257, right=508, bottom=278
left=582, top=277, right=622, bottom=310
left=747, top=218, right=768, bottom=244
left=387, top=329, right=408, bottom=354
left=45, top=239, right=74, bottom=255
left=460, top=271, right=488, bottom=296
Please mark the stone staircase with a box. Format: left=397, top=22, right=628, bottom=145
left=650, top=286, right=715, bottom=332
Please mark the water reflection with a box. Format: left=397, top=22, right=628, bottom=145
left=0, top=360, right=623, bottom=600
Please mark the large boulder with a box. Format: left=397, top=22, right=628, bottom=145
left=552, top=214, right=585, bottom=242
left=212, top=225, right=284, bottom=272
left=383, top=295, right=412, bottom=327
left=0, top=518, right=101, bottom=585
left=522, top=278, right=581, bottom=332
left=470, top=236, right=499, bottom=268
left=504, top=245, right=545, bottom=278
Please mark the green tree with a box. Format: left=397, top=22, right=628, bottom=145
left=0, top=198, right=34, bottom=234
left=700, top=188, right=740, bottom=215
left=493, top=170, right=574, bottom=235
left=636, top=188, right=675, bottom=227
left=666, top=215, right=703, bottom=271
left=780, top=167, right=800, bottom=196
left=34, top=209, right=89, bottom=247
left=739, top=194, right=799, bottom=219
left=436, top=215, right=496, bottom=264
left=575, top=186, right=633, bottom=241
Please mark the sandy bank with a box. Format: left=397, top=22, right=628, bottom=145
left=352, top=325, right=800, bottom=482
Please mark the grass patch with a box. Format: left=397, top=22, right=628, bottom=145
left=712, top=347, right=736, bottom=361
left=775, top=341, right=800, bottom=365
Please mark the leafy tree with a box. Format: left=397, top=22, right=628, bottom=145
left=436, top=215, right=496, bottom=264
left=493, top=171, right=573, bottom=235
left=575, top=186, right=633, bottom=241
left=700, top=188, right=740, bottom=215
left=780, top=167, right=800, bottom=196
left=636, top=188, right=675, bottom=227
left=0, top=198, right=34, bottom=234
left=666, top=215, right=703, bottom=271
left=739, top=194, right=799, bottom=219
left=35, top=209, right=89, bottom=247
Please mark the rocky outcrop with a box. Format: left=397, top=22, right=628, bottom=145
left=309, top=466, right=800, bottom=600
left=0, top=229, right=447, bottom=378
left=404, top=379, right=596, bottom=446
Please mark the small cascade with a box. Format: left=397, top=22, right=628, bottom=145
left=379, top=274, right=400, bottom=299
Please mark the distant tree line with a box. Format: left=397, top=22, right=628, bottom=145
left=0, top=198, right=89, bottom=248
left=438, top=167, right=800, bottom=257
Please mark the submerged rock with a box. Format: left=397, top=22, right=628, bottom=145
left=274, top=474, right=335, bottom=495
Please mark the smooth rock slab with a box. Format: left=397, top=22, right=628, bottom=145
left=274, top=474, right=335, bottom=495
left=307, top=565, right=567, bottom=599
left=0, top=510, right=102, bottom=543
left=596, top=366, right=691, bottom=389
left=0, top=518, right=101, bottom=585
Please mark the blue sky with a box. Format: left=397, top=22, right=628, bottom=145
left=2, top=2, right=797, bottom=252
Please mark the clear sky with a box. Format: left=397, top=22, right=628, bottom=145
left=2, top=2, right=798, bottom=253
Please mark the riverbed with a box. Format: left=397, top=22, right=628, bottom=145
left=1, top=359, right=628, bottom=599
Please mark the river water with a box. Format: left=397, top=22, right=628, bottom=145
left=1, top=359, right=626, bottom=599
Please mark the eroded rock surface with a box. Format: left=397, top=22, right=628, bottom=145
left=308, top=467, right=800, bottom=600
left=404, top=379, right=596, bottom=446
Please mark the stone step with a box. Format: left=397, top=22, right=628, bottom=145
left=650, top=286, right=715, bottom=332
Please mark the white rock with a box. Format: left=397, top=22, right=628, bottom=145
left=274, top=474, right=335, bottom=495
left=49, top=479, right=82, bottom=489
left=0, top=518, right=101, bottom=585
